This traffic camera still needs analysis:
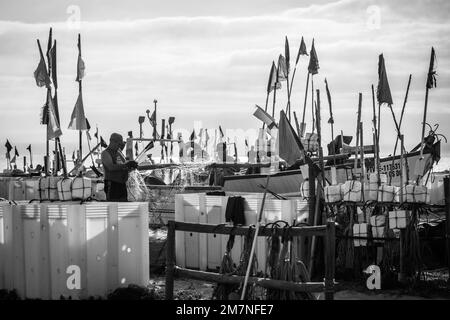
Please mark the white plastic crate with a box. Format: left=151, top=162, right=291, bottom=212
left=353, top=223, right=368, bottom=247
left=377, top=185, right=400, bottom=203
left=342, top=180, right=362, bottom=202
left=175, top=193, right=309, bottom=273
left=405, top=185, right=428, bottom=203
left=324, top=184, right=343, bottom=203
left=0, top=201, right=149, bottom=299
left=38, top=177, right=61, bottom=201
left=388, top=210, right=411, bottom=229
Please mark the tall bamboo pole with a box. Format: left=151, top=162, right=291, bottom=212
left=309, top=89, right=324, bottom=278
left=286, top=74, right=291, bottom=121
left=354, top=93, right=363, bottom=173
left=300, top=72, right=310, bottom=137
left=262, top=91, right=270, bottom=130
left=371, top=85, right=381, bottom=185
left=46, top=28, right=58, bottom=175
left=77, top=34, right=83, bottom=164
left=311, top=75, right=315, bottom=133
left=360, top=122, right=366, bottom=201
left=325, top=78, right=336, bottom=166
left=240, top=174, right=271, bottom=300
left=388, top=75, right=412, bottom=184
left=393, top=75, right=412, bottom=156
left=51, top=39, right=67, bottom=177
left=153, top=99, right=158, bottom=140
left=271, top=79, right=277, bottom=118
left=420, top=48, right=435, bottom=158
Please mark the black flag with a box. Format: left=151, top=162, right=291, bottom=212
left=5, top=140, right=12, bottom=154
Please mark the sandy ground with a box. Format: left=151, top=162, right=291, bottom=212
left=149, top=276, right=450, bottom=300
left=149, top=228, right=450, bottom=300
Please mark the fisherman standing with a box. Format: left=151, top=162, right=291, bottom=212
left=101, top=133, right=138, bottom=201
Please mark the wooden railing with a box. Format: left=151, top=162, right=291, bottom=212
left=165, top=220, right=336, bottom=300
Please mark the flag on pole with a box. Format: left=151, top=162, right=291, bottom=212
left=205, top=129, right=210, bottom=147
left=26, top=144, right=31, bottom=152
left=45, top=90, right=62, bottom=140
left=325, top=78, right=334, bottom=124
left=267, top=61, right=281, bottom=94
left=219, top=126, right=225, bottom=138
left=308, top=39, right=319, bottom=75
left=426, top=47, right=437, bottom=89
left=285, top=36, right=290, bottom=74
left=85, top=118, right=91, bottom=131
left=149, top=111, right=156, bottom=127
left=278, top=110, right=320, bottom=175
left=144, top=141, right=154, bottom=151
left=76, top=54, right=85, bottom=82
left=5, top=140, right=12, bottom=154
left=14, top=147, right=19, bottom=157
left=295, top=36, right=308, bottom=65
left=48, top=42, right=58, bottom=88
left=277, top=55, right=288, bottom=81
left=68, top=91, right=88, bottom=130
left=253, top=105, right=277, bottom=129
left=100, top=137, right=108, bottom=148
left=377, top=54, right=393, bottom=105
left=85, top=118, right=92, bottom=140
left=34, top=55, right=51, bottom=88
left=190, top=129, right=196, bottom=141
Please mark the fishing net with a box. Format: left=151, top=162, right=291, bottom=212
left=212, top=234, right=238, bottom=300
left=126, top=169, right=151, bottom=202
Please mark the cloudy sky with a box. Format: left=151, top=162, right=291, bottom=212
left=0, top=0, right=449, bottom=166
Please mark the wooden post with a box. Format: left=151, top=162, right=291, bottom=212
left=398, top=134, right=406, bottom=283
left=400, top=135, right=405, bottom=202
left=324, top=221, right=335, bottom=300
left=28, top=146, right=33, bottom=169
left=444, top=177, right=450, bottom=282
left=307, top=163, right=317, bottom=269
left=165, top=220, right=176, bottom=300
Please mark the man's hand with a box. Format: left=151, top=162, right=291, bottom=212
left=126, top=160, right=139, bottom=170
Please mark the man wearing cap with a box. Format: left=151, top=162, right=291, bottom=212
left=101, top=133, right=138, bottom=201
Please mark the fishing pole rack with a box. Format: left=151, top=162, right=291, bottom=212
left=165, top=220, right=336, bottom=300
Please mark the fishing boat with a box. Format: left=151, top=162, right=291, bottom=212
left=222, top=139, right=441, bottom=195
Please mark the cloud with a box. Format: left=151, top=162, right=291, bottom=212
left=0, top=0, right=449, bottom=163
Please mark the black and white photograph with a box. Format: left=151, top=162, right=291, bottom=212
left=0, top=0, right=449, bottom=311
